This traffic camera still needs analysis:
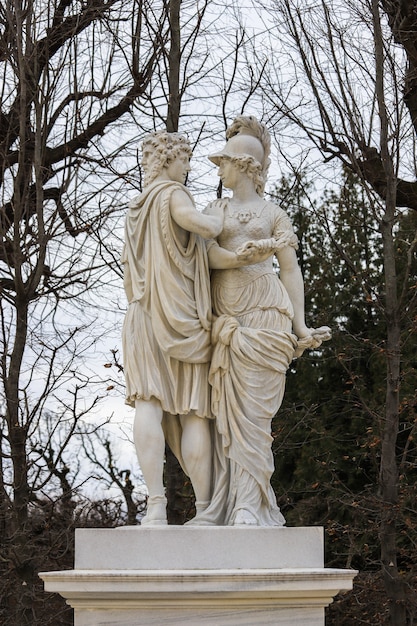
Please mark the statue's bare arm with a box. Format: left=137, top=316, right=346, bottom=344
left=170, top=189, right=223, bottom=239
left=277, top=245, right=310, bottom=338
left=207, top=240, right=273, bottom=269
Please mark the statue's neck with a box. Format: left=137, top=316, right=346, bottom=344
left=230, top=178, right=260, bottom=204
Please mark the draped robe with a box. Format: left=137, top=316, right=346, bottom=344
left=122, top=180, right=212, bottom=422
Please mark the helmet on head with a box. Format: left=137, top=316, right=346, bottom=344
left=208, top=133, right=264, bottom=166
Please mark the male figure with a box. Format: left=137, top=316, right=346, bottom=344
left=122, top=131, right=223, bottom=525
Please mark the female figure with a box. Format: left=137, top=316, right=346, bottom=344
left=197, top=117, right=330, bottom=526
left=122, top=131, right=223, bottom=525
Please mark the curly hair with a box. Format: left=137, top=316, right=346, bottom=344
left=141, top=131, right=192, bottom=186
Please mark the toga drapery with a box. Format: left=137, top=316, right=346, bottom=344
left=121, top=180, right=212, bottom=421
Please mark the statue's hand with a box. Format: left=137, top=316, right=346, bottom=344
left=203, top=199, right=226, bottom=220
left=236, top=233, right=297, bottom=260
left=294, top=326, right=332, bottom=358
left=202, top=199, right=225, bottom=236
left=236, top=240, right=274, bottom=264
left=235, top=240, right=258, bottom=257
left=311, top=326, right=332, bottom=344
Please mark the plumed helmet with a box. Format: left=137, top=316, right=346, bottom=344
left=208, top=115, right=271, bottom=181
left=208, top=133, right=265, bottom=166
left=209, top=115, right=271, bottom=168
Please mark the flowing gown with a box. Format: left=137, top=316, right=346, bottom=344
left=194, top=198, right=299, bottom=526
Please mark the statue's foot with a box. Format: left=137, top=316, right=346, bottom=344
left=233, top=508, right=258, bottom=526
left=141, top=495, right=167, bottom=526
left=195, top=500, right=210, bottom=514
left=185, top=500, right=210, bottom=526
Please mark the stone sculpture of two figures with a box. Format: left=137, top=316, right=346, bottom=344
left=121, top=116, right=331, bottom=527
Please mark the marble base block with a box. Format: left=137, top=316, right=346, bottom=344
left=40, top=526, right=357, bottom=626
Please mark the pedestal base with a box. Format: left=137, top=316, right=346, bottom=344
left=40, top=527, right=357, bottom=626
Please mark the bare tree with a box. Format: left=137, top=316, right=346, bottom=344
left=0, top=0, right=171, bottom=622
left=258, top=1, right=417, bottom=622
left=2, top=0, right=331, bottom=619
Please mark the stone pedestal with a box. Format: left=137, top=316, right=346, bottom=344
left=40, top=526, right=356, bottom=626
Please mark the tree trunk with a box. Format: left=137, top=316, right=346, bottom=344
left=372, top=2, right=407, bottom=621
left=165, top=445, right=194, bottom=525
left=5, top=301, right=36, bottom=624
left=166, top=0, right=181, bottom=133
left=380, top=220, right=407, bottom=624
left=6, top=301, right=29, bottom=527
left=163, top=0, right=194, bottom=522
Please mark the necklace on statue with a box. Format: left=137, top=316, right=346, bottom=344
left=227, top=199, right=267, bottom=223
left=236, top=209, right=253, bottom=223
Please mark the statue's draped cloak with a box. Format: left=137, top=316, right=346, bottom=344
left=121, top=181, right=212, bottom=426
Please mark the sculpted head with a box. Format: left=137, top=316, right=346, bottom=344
left=209, top=116, right=271, bottom=196
left=141, top=131, right=192, bottom=186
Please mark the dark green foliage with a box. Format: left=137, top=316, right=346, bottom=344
left=271, top=171, right=417, bottom=616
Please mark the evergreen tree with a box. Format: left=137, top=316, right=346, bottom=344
left=271, top=171, right=417, bottom=583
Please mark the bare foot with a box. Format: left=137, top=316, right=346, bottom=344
left=141, top=495, right=167, bottom=526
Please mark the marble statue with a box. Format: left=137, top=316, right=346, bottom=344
left=189, top=116, right=331, bottom=526
left=121, top=131, right=224, bottom=525
left=122, top=123, right=329, bottom=528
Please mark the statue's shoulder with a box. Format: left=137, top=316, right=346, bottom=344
left=128, top=192, right=143, bottom=210
left=169, top=184, right=195, bottom=208
left=263, top=200, right=296, bottom=236
left=141, top=181, right=192, bottom=206
left=262, top=199, right=290, bottom=219
left=263, top=198, right=285, bottom=210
